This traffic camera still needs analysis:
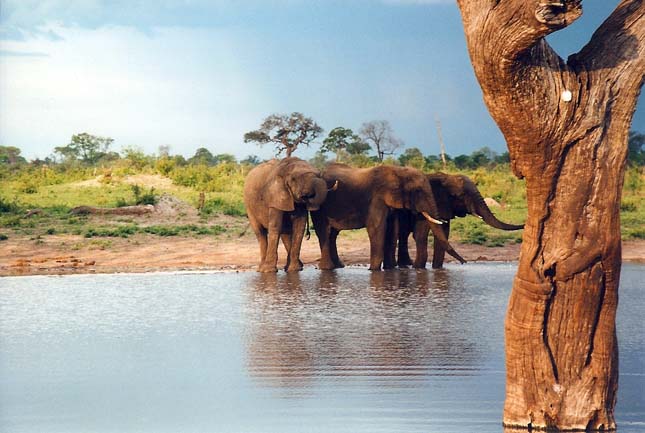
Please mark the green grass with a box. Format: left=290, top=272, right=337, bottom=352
left=0, top=163, right=642, bottom=247
left=84, top=224, right=225, bottom=238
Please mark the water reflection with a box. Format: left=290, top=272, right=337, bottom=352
left=245, top=268, right=482, bottom=392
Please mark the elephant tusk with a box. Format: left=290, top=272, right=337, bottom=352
left=329, top=180, right=339, bottom=191
left=422, top=211, right=444, bottom=225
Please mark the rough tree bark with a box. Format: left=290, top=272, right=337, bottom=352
left=456, top=0, right=644, bottom=430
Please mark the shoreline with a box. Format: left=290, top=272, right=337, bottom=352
left=2, top=234, right=644, bottom=277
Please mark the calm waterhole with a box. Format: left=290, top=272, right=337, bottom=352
left=1, top=263, right=643, bottom=433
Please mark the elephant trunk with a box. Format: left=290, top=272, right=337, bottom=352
left=469, top=190, right=524, bottom=231
left=427, top=218, right=466, bottom=264
left=306, top=177, right=328, bottom=211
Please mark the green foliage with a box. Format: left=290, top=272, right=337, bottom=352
left=628, top=130, right=645, bottom=166
left=188, top=148, right=216, bottom=166
left=84, top=224, right=225, bottom=238
left=0, top=146, right=27, bottom=165
left=460, top=220, right=488, bottom=245
left=0, top=234, right=8, bottom=241
left=55, top=132, right=114, bottom=165
left=121, top=146, right=151, bottom=170
left=131, top=184, right=158, bottom=205
left=201, top=197, right=246, bottom=217
left=321, top=127, right=370, bottom=161
left=0, top=197, right=20, bottom=213
left=398, top=147, right=425, bottom=169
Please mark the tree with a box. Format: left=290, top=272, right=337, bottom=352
left=398, top=147, right=425, bottom=169
left=457, top=1, right=644, bottom=429
left=122, top=146, right=150, bottom=170
left=359, top=120, right=403, bottom=162
left=321, top=127, right=370, bottom=161
left=0, top=146, right=26, bottom=165
left=628, top=130, right=645, bottom=166
left=188, top=148, right=216, bottom=166
left=240, top=155, right=261, bottom=166
left=55, top=132, right=114, bottom=165
left=244, top=112, right=323, bottom=158
left=214, top=153, right=237, bottom=165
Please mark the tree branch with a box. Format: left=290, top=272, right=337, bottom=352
left=571, top=0, right=645, bottom=91
left=458, top=0, right=581, bottom=64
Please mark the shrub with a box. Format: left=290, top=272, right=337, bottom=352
left=461, top=220, right=488, bottom=245
left=201, top=197, right=246, bottom=217
left=131, top=184, right=158, bottom=205
left=620, top=200, right=637, bottom=212
left=0, top=197, right=20, bottom=213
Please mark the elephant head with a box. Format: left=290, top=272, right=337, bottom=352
left=428, top=172, right=524, bottom=230
left=268, top=157, right=329, bottom=212
left=383, top=167, right=466, bottom=264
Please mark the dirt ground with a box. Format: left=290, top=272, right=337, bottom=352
left=2, top=233, right=644, bottom=276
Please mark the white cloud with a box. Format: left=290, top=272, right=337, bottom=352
left=0, top=25, right=273, bottom=158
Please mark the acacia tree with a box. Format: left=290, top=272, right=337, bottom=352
left=456, top=1, right=643, bottom=430
left=359, top=120, right=403, bottom=161
left=244, top=112, right=323, bottom=158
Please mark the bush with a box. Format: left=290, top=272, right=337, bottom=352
left=85, top=225, right=137, bottom=238
left=131, top=184, right=158, bottom=205
left=461, top=220, right=488, bottom=245
left=201, top=197, right=246, bottom=217
left=621, top=200, right=637, bottom=212
left=0, top=197, right=20, bottom=213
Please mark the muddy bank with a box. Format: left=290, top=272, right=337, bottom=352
left=1, top=234, right=644, bottom=277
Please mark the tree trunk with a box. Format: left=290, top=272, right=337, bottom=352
left=456, top=1, right=644, bottom=430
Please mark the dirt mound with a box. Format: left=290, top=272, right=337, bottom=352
left=154, top=194, right=197, bottom=217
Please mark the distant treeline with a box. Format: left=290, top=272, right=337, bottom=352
left=2, top=130, right=643, bottom=175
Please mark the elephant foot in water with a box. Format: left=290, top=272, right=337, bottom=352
left=285, top=260, right=304, bottom=272
left=318, top=258, right=344, bottom=270
left=258, top=263, right=278, bottom=273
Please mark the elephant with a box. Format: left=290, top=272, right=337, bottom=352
left=244, top=157, right=331, bottom=273
left=392, top=172, right=524, bottom=269
left=311, top=163, right=465, bottom=271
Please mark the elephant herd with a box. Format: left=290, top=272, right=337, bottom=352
left=243, top=157, right=523, bottom=273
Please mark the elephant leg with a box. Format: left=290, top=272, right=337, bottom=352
left=397, top=214, right=413, bottom=268
left=312, top=211, right=335, bottom=270
left=286, top=213, right=306, bottom=272
left=248, top=214, right=268, bottom=269
left=383, top=212, right=397, bottom=269
left=281, top=233, right=292, bottom=271
left=367, top=209, right=387, bottom=271
left=329, top=228, right=344, bottom=268
left=413, top=219, right=430, bottom=269
left=431, top=221, right=450, bottom=269
left=260, top=208, right=282, bottom=273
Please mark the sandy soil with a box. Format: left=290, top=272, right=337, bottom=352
left=1, top=233, right=644, bottom=277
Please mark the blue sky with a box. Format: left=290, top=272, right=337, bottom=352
left=0, top=0, right=642, bottom=161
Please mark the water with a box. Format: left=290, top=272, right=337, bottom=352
left=0, top=264, right=643, bottom=433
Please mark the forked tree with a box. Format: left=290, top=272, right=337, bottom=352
left=456, top=0, right=643, bottom=430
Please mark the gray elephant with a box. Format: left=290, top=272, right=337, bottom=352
left=244, top=157, right=330, bottom=273
left=311, top=163, right=465, bottom=271
left=393, top=172, right=524, bottom=269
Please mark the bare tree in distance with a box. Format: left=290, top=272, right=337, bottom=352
left=244, top=112, right=323, bottom=158
left=360, top=120, right=403, bottom=162
left=457, top=0, right=644, bottom=430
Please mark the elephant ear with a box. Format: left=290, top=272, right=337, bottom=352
left=266, top=176, right=295, bottom=212
left=428, top=174, right=459, bottom=219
